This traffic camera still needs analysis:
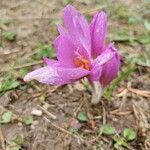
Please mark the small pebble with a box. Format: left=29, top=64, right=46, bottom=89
left=30, top=124, right=35, bottom=130
left=43, top=103, right=50, bottom=110
left=62, top=94, right=67, bottom=98
left=74, top=82, right=85, bottom=91
left=33, top=120, right=39, bottom=125
left=58, top=92, right=62, bottom=95
left=31, top=109, right=42, bottom=116
left=112, top=117, right=118, bottom=122
left=18, top=122, right=23, bottom=127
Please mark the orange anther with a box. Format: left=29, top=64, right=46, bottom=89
left=74, top=57, right=91, bottom=70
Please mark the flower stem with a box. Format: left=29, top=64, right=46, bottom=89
left=91, top=81, right=103, bottom=104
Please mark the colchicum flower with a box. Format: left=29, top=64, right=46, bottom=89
left=24, top=5, right=120, bottom=104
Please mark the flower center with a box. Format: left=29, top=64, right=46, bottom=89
left=74, top=57, right=91, bottom=70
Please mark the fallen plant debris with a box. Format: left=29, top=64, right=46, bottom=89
left=0, top=128, right=6, bottom=150
left=128, top=87, right=150, bottom=98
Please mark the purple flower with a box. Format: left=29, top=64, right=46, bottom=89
left=24, top=5, right=120, bottom=104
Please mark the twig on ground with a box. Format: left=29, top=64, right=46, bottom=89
left=145, top=140, right=150, bottom=149
left=82, top=93, right=93, bottom=119
left=48, top=86, right=61, bottom=93
left=73, top=100, right=84, bottom=117
left=82, top=5, right=107, bottom=14
left=93, top=115, right=102, bottom=120
left=67, top=84, right=74, bottom=93
left=0, top=128, right=6, bottom=150
left=89, top=133, right=109, bottom=144
left=116, top=88, right=128, bottom=97
left=110, top=109, right=132, bottom=116
left=102, top=106, right=106, bottom=125
left=0, top=49, right=20, bottom=56
left=132, top=101, right=149, bottom=136
left=43, top=116, right=91, bottom=147
left=127, top=87, right=150, bottom=98
left=119, top=90, right=128, bottom=111
left=38, top=105, right=57, bottom=120
left=1, top=61, right=43, bottom=73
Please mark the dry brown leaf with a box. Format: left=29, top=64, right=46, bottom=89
left=110, top=109, right=132, bottom=116
left=0, top=128, right=6, bottom=150
left=128, top=87, right=150, bottom=98
left=132, top=101, right=149, bottom=136
left=116, top=88, right=128, bottom=97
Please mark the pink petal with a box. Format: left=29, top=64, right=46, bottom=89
left=54, top=34, right=76, bottom=68
left=63, top=5, right=91, bottom=58
left=89, top=44, right=115, bottom=81
left=100, top=44, right=120, bottom=87
left=57, top=24, right=67, bottom=36
left=90, top=11, right=108, bottom=57
left=24, top=66, right=90, bottom=85
left=43, top=57, right=58, bottom=66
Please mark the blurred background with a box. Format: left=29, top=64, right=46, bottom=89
left=0, top=0, right=150, bottom=150
left=0, top=0, right=150, bottom=74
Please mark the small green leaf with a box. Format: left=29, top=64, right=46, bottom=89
left=68, top=127, right=78, bottom=134
left=144, top=20, right=150, bottom=31
left=3, top=31, right=17, bottom=41
left=114, top=31, right=135, bottom=44
left=8, top=141, right=21, bottom=150
left=123, top=128, right=136, bottom=141
left=7, top=81, right=20, bottom=89
left=0, top=19, right=10, bottom=26
left=77, top=111, right=88, bottom=122
left=100, top=124, right=115, bottom=135
left=14, top=134, right=24, bottom=145
left=0, top=78, right=20, bottom=93
left=34, top=43, right=55, bottom=59
left=136, top=36, right=150, bottom=44
left=24, top=116, right=33, bottom=125
left=19, top=68, right=28, bottom=77
left=128, top=16, right=142, bottom=24
left=0, top=111, right=13, bottom=123
left=114, top=34, right=130, bottom=42
left=62, top=0, right=71, bottom=5
left=92, top=141, right=104, bottom=150
left=113, top=136, right=128, bottom=149
left=10, top=145, right=21, bottom=150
